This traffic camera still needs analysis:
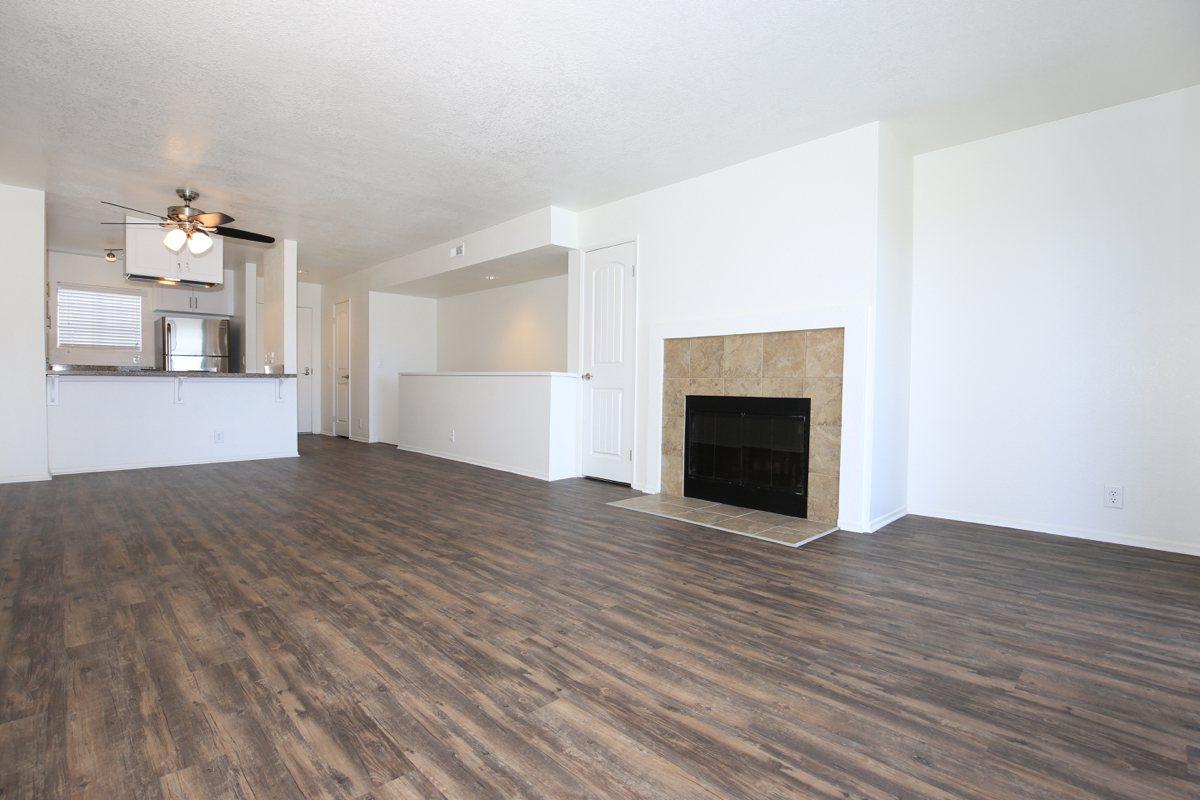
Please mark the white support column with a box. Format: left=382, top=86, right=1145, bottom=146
left=282, top=240, right=297, bottom=373
left=0, top=183, right=50, bottom=483
left=243, top=262, right=258, bottom=371
left=262, top=239, right=298, bottom=373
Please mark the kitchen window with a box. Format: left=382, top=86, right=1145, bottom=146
left=55, top=284, right=143, bottom=351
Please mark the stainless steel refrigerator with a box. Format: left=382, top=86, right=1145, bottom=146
left=158, top=316, right=230, bottom=372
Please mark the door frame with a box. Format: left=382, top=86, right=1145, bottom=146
left=332, top=298, right=352, bottom=438
left=296, top=305, right=314, bottom=433
left=578, top=238, right=640, bottom=485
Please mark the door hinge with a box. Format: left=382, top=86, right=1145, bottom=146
left=629, top=449, right=633, bottom=461
left=631, top=263, right=637, bottom=277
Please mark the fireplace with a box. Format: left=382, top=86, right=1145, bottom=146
left=684, top=395, right=810, bottom=517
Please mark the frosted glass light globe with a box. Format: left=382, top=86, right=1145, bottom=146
left=187, top=230, right=213, bottom=255
left=163, top=227, right=187, bottom=252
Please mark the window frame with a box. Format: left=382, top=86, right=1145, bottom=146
left=53, top=282, right=145, bottom=352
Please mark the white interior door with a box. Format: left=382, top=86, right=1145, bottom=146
left=297, top=306, right=313, bottom=433
left=582, top=241, right=637, bottom=482
left=333, top=299, right=351, bottom=438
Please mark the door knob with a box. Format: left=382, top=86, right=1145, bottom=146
left=582, top=372, right=593, bottom=380
left=303, top=367, right=311, bottom=375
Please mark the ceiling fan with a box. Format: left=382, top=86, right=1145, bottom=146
left=102, top=188, right=275, bottom=255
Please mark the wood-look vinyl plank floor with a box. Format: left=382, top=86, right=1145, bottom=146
left=1, top=435, right=1197, bottom=799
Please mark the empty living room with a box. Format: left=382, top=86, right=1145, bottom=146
left=2, top=2, right=1198, bottom=798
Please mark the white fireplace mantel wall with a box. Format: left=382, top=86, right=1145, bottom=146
left=647, top=308, right=872, bottom=532
left=578, top=121, right=911, bottom=534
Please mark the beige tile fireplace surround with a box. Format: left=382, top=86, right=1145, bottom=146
left=661, top=328, right=843, bottom=523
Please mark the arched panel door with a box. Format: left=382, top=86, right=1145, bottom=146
left=581, top=242, right=637, bottom=483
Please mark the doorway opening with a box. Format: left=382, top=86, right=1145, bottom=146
left=333, top=299, right=351, bottom=438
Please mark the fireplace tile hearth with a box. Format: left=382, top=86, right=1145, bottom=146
left=609, top=493, right=837, bottom=548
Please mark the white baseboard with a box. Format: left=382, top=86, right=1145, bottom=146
left=49, top=450, right=300, bottom=477
left=0, top=471, right=53, bottom=485
left=394, top=443, right=551, bottom=481
left=868, top=505, right=908, bottom=533
left=349, top=434, right=370, bottom=444
left=909, top=506, right=1200, bottom=558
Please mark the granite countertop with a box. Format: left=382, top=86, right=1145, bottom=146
left=48, top=369, right=297, bottom=378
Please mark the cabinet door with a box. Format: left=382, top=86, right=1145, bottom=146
left=153, top=285, right=196, bottom=313
left=182, top=236, right=224, bottom=284
left=125, top=219, right=181, bottom=281
left=191, top=283, right=232, bottom=315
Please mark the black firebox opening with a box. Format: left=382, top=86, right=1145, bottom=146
left=684, top=395, right=810, bottom=517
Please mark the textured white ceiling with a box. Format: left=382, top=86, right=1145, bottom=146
left=2, top=1, right=1198, bottom=282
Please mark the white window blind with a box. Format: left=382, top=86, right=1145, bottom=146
left=56, top=286, right=142, bottom=350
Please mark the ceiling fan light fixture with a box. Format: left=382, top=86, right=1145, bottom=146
left=163, top=227, right=187, bottom=252
left=188, top=230, right=213, bottom=255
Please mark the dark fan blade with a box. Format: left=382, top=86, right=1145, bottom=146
left=194, top=211, right=234, bottom=226
left=101, top=221, right=163, bottom=225
left=213, top=226, right=274, bottom=244
left=100, top=200, right=167, bottom=219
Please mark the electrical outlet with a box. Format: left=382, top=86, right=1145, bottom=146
left=1104, top=485, right=1124, bottom=509
left=449, top=428, right=456, bottom=443
left=213, top=430, right=224, bottom=444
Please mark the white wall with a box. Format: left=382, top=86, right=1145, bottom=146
left=579, top=123, right=885, bottom=531
left=46, top=251, right=154, bottom=368
left=395, top=373, right=578, bottom=480
left=369, top=292, right=437, bottom=444
left=437, top=274, right=568, bottom=372
left=908, top=86, right=1200, bottom=556
left=867, top=125, right=914, bottom=529
left=0, top=183, right=49, bottom=483
left=321, top=206, right=577, bottom=444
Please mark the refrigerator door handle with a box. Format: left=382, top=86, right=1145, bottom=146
left=165, top=321, right=173, bottom=355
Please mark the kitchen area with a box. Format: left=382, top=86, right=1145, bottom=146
left=43, top=216, right=313, bottom=475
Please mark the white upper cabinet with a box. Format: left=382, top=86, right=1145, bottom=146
left=180, top=237, right=224, bottom=284
left=124, top=215, right=224, bottom=284
left=125, top=217, right=183, bottom=281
